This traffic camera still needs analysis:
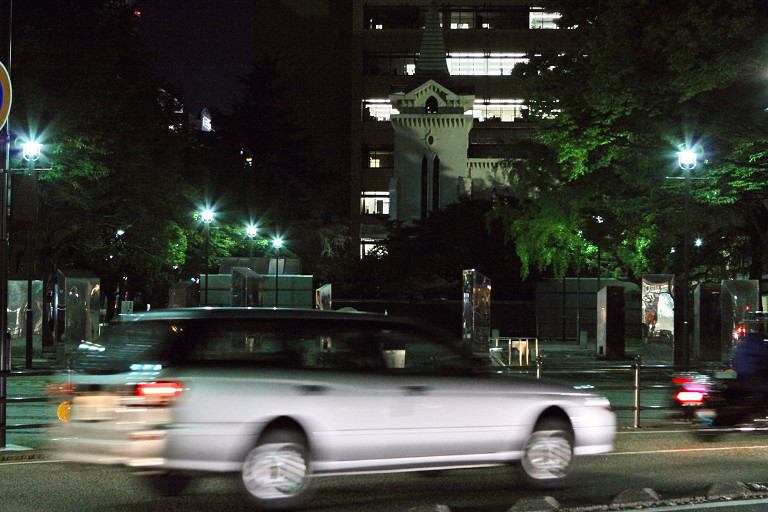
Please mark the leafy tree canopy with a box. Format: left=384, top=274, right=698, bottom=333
left=494, top=0, right=768, bottom=281
left=9, top=1, right=194, bottom=303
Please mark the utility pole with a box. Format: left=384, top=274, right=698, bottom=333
left=0, top=0, right=12, bottom=449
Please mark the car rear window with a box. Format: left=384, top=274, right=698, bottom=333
left=72, top=320, right=183, bottom=374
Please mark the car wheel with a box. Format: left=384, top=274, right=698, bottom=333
left=520, top=417, right=574, bottom=488
left=241, top=428, right=313, bottom=509
left=142, top=471, right=194, bottom=496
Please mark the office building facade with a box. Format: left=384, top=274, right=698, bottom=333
left=252, top=1, right=565, bottom=256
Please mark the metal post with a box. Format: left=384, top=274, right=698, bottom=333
left=204, top=223, right=209, bottom=306
left=535, top=355, right=543, bottom=380
left=274, top=249, right=280, bottom=307
left=0, top=0, right=11, bottom=449
left=681, top=174, right=690, bottom=367
left=25, top=159, right=34, bottom=368
left=633, top=355, right=642, bottom=428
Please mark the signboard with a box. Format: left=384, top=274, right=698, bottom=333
left=0, top=61, right=10, bottom=130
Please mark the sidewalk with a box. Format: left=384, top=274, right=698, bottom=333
left=2, top=333, right=60, bottom=456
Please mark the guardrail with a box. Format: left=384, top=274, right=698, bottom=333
left=0, top=369, right=56, bottom=448
left=527, top=355, right=711, bottom=428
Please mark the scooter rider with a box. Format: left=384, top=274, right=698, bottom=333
left=728, top=327, right=768, bottom=416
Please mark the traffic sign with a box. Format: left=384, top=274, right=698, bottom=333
left=0, top=61, right=10, bottom=130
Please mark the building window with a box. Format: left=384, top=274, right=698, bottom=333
left=471, top=99, right=526, bottom=122
left=363, top=100, right=398, bottom=121
left=425, top=96, right=439, bottom=114
left=361, top=191, right=390, bottom=215
left=366, top=149, right=394, bottom=168
left=447, top=53, right=529, bottom=76
left=364, top=54, right=417, bottom=76
left=360, top=238, right=386, bottom=257
left=363, top=6, right=420, bottom=30
left=529, top=8, right=561, bottom=29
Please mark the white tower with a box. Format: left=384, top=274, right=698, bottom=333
left=388, top=1, right=476, bottom=222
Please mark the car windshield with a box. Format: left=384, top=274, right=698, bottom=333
left=72, top=320, right=182, bottom=374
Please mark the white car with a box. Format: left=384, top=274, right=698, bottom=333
left=50, top=308, right=615, bottom=509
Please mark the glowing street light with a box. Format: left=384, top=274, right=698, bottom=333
left=21, top=141, right=42, bottom=161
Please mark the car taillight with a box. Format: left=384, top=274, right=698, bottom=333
left=676, top=390, right=705, bottom=404
left=46, top=382, right=74, bottom=396
left=672, top=376, right=693, bottom=384
left=135, top=382, right=183, bottom=405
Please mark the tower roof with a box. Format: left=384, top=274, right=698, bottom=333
left=414, top=0, right=450, bottom=83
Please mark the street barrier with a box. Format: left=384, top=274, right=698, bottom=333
left=0, top=369, right=55, bottom=448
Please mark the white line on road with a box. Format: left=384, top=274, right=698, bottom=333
left=609, top=445, right=768, bottom=456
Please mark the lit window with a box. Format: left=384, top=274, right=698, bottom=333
left=367, top=150, right=394, bottom=168
left=447, top=53, right=529, bottom=76
left=529, top=8, right=560, bottom=29
left=471, top=99, right=526, bottom=122
left=363, top=100, right=398, bottom=121
left=361, top=238, right=386, bottom=257
left=360, top=192, right=390, bottom=215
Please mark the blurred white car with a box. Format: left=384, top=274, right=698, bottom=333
left=50, top=308, right=615, bottom=509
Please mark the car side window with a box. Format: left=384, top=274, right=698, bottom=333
left=376, top=329, right=471, bottom=375
left=185, top=321, right=385, bottom=371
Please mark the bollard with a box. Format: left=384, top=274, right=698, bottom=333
left=633, top=355, right=642, bottom=428
left=536, top=355, right=543, bottom=380
left=0, top=329, right=9, bottom=447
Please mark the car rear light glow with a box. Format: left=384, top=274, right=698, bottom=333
left=136, top=382, right=183, bottom=399
left=676, top=390, right=705, bottom=404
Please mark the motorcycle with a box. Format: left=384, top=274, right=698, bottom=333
left=672, top=369, right=768, bottom=439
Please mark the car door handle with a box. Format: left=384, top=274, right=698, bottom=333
left=401, top=385, right=430, bottom=395
left=298, top=385, right=329, bottom=395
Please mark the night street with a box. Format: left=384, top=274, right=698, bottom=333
left=3, top=430, right=768, bottom=512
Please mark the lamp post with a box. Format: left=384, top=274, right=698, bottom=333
left=272, top=237, right=283, bottom=307
left=201, top=209, right=214, bottom=306
left=21, top=141, right=40, bottom=369
left=677, top=149, right=697, bottom=367
left=246, top=225, right=258, bottom=258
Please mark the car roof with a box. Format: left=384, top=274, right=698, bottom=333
left=110, top=307, right=425, bottom=329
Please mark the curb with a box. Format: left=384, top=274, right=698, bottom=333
left=0, top=449, right=52, bottom=463
left=402, top=482, right=768, bottom=512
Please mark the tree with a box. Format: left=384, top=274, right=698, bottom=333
left=348, top=200, right=527, bottom=300
left=9, top=1, right=193, bottom=312
left=493, top=0, right=768, bottom=282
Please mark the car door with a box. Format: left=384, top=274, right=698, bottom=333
left=376, top=329, right=527, bottom=462
left=170, top=320, right=399, bottom=467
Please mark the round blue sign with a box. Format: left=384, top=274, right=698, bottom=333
left=0, top=61, right=11, bottom=131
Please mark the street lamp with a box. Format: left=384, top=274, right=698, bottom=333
left=22, top=140, right=41, bottom=369
left=272, top=237, right=283, bottom=307
left=677, top=149, right=697, bottom=367
left=201, top=209, right=214, bottom=306
left=246, top=225, right=258, bottom=258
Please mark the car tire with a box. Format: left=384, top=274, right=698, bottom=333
left=241, top=428, right=313, bottom=509
left=142, top=471, right=194, bottom=496
left=520, top=417, right=574, bottom=488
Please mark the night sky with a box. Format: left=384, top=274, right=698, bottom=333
left=138, top=0, right=255, bottom=115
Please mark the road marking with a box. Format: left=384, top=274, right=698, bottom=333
left=609, top=445, right=768, bottom=456
left=635, top=497, right=768, bottom=511
left=0, top=458, right=64, bottom=466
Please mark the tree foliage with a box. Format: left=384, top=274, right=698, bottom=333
left=10, top=1, right=193, bottom=304
left=494, top=0, right=768, bottom=282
